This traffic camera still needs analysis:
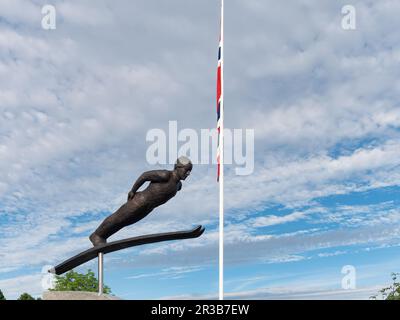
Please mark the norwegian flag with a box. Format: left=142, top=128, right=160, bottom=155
left=216, top=37, right=222, bottom=181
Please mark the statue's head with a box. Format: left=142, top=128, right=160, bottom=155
left=174, top=156, right=193, bottom=180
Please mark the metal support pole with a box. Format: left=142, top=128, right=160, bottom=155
left=98, top=252, right=104, bottom=296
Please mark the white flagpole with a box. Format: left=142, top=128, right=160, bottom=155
left=219, top=0, right=224, bottom=301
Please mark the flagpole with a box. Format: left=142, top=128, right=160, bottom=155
left=219, top=0, right=224, bottom=301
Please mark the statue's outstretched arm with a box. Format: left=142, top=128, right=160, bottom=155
left=128, top=170, right=170, bottom=200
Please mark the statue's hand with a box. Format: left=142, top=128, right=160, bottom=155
left=127, top=191, right=135, bottom=201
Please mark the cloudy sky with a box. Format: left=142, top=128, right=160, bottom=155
left=1, top=0, right=400, bottom=300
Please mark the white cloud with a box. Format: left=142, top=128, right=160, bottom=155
left=160, top=286, right=382, bottom=300
left=225, top=140, right=400, bottom=212
left=0, top=273, right=43, bottom=300
left=126, top=265, right=204, bottom=280
left=251, top=212, right=307, bottom=227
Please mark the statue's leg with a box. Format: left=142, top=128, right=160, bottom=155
left=89, top=214, right=122, bottom=246
left=89, top=202, right=149, bottom=246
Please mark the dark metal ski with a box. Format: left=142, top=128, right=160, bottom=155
left=49, top=225, right=205, bottom=275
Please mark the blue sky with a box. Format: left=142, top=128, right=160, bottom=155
left=1, top=0, right=400, bottom=300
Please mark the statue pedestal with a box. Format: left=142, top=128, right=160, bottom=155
left=43, top=291, right=121, bottom=300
